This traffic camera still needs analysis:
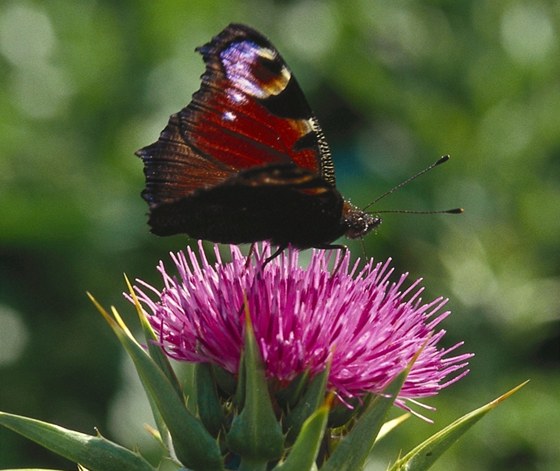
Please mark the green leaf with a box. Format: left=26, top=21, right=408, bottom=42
left=273, top=400, right=331, bottom=471
left=326, top=397, right=359, bottom=428
left=0, top=412, right=154, bottom=471
left=126, top=275, right=183, bottom=397
left=377, top=413, right=410, bottom=442
left=320, top=369, right=408, bottom=471
left=388, top=381, right=529, bottom=471
left=125, top=276, right=182, bottom=450
left=226, top=308, right=284, bottom=468
left=234, top=349, right=247, bottom=409
left=196, top=362, right=226, bottom=437
left=284, top=368, right=329, bottom=442
left=275, top=371, right=310, bottom=409
left=212, top=364, right=236, bottom=397
left=88, top=294, right=224, bottom=471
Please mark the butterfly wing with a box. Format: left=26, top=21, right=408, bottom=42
left=137, top=24, right=342, bottom=243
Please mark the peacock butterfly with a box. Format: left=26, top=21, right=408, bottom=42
left=136, top=23, right=380, bottom=253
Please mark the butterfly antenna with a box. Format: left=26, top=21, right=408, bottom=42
left=374, top=208, right=464, bottom=215
left=363, top=155, right=451, bottom=211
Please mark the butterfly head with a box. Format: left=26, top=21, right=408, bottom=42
left=342, top=201, right=382, bottom=240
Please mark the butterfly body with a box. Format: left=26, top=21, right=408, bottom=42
left=137, top=24, right=380, bottom=249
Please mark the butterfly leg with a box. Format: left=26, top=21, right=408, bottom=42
left=262, top=244, right=287, bottom=269
left=245, top=242, right=257, bottom=269
left=314, top=243, right=347, bottom=274
left=245, top=244, right=287, bottom=273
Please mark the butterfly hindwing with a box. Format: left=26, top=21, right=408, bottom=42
left=147, top=164, right=344, bottom=245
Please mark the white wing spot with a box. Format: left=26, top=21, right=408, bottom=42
left=223, top=111, right=236, bottom=121
left=227, top=88, right=246, bottom=104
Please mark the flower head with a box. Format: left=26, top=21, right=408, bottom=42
left=134, top=242, right=471, bottom=416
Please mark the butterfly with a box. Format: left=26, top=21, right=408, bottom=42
left=137, top=23, right=380, bottom=255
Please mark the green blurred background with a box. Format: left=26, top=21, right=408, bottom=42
left=1, top=1, right=558, bottom=469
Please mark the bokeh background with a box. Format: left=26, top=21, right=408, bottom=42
left=1, top=1, right=558, bottom=469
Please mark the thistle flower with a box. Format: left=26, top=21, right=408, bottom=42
left=2, top=242, right=526, bottom=471
left=134, top=242, right=472, bottom=418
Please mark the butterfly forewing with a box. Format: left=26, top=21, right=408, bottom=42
left=137, top=114, right=235, bottom=205
left=138, top=24, right=336, bottom=200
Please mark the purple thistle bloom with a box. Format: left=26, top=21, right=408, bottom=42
left=134, top=242, right=472, bottom=418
